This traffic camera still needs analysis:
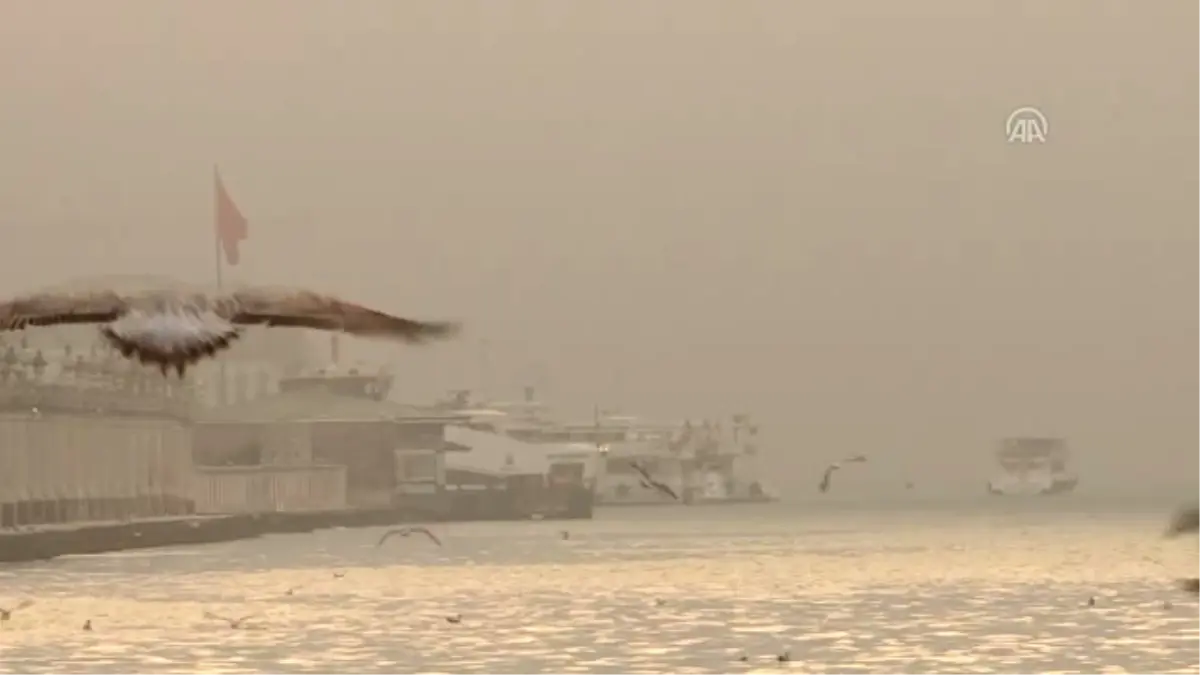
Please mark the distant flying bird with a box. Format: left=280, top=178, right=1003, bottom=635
left=1164, top=506, right=1199, bottom=538
left=0, top=284, right=461, bottom=377
left=818, top=463, right=841, bottom=493
left=630, top=461, right=679, bottom=500
left=204, top=611, right=258, bottom=629
left=445, top=614, right=463, bottom=624
left=0, top=600, right=32, bottom=621
left=376, top=526, right=442, bottom=548
left=820, top=456, right=870, bottom=493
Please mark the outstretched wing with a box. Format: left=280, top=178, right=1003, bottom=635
left=819, top=465, right=838, bottom=493
left=414, top=527, right=443, bottom=546
left=0, top=290, right=126, bottom=331
left=656, top=482, right=680, bottom=501
left=225, top=288, right=460, bottom=344
left=376, top=529, right=403, bottom=547
left=629, top=461, right=653, bottom=483
left=13, top=600, right=33, bottom=612
left=203, top=611, right=231, bottom=623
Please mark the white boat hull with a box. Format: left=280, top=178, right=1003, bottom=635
left=987, top=473, right=1078, bottom=496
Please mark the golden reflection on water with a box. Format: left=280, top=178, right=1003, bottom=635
left=0, top=505, right=1195, bottom=674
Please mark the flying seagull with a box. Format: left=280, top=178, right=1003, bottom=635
left=0, top=284, right=461, bottom=377
left=1164, top=506, right=1199, bottom=538
left=0, top=600, right=33, bottom=621
left=818, top=463, right=841, bottom=493
left=376, top=526, right=442, bottom=548
left=203, top=611, right=258, bottom=629
left=819, top=455, right=870, bottom=493
left=630, top=460, right=679, bottom=500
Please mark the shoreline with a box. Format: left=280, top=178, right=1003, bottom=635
left=597, top=496, right=780, bottom=508
left=0, top=502, right=588, bottom=564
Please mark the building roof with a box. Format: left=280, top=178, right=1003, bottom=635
left=195, top=389, right=438, bottom=423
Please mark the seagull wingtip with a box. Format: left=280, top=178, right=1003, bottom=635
left=435, top=321, right=463, bottom=338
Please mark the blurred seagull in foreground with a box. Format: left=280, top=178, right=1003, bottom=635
left=0, top=283, right=461, bottom=377
left=1164, top=506, right=1199, bottom=538
left=1177, top=578, right=1199, bottom=595
left=376, top=526, right=442, bottom=548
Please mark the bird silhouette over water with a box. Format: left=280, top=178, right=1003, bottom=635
left=630, top=461, right=679, bottom=500
left=204, top=611, right=258, bottom=629
left=818, top=463, right=841, bottom=493
left=819, top=455, right=869, bottom=493
left=376, top=526, right=442, bottom=548
left=0, top=600, right=33, bottom=621
left=0, top=283, right=461, bottom=377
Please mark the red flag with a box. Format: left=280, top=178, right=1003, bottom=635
left=214, top=169, right=248, bottom=266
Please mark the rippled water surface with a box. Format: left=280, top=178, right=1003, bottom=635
left=0, top=502, right=1195, bottom=673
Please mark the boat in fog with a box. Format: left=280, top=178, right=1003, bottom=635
left=431, top=388, right=778, bottom=507
left=986, top=437, right=1079, bottom=497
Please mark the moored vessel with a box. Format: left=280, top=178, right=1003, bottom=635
left=986, top=437, right=1079, bottom=496
left=432, top=388, right=778, bottom=507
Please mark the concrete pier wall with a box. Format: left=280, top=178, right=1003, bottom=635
left=0, top=413, right=193, bottom=526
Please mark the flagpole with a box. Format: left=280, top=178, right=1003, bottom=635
left=214, top=165, right=227, bottom=404
left=213, top=166, right=224, bottom=290
left=214, top=226, right=224, bottom=290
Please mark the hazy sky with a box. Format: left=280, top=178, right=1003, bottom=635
left=1, top=1, right=1195, bottom=496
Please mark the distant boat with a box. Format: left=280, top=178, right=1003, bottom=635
left=986, top=437, right=1078, bottom=497
left=434, top=390, right=778, bottom=507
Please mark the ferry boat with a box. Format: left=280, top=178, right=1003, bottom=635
left=201, top=361, right=600, bottom=521
left=431, top=388, right=778, bottom=507
left=986, top=437, right=1079, bottom=496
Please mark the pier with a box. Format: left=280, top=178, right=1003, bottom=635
left=0, top=341, right=595, bottom=563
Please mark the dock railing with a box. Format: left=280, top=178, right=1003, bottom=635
left=191, top=465, right=348, bottom=515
